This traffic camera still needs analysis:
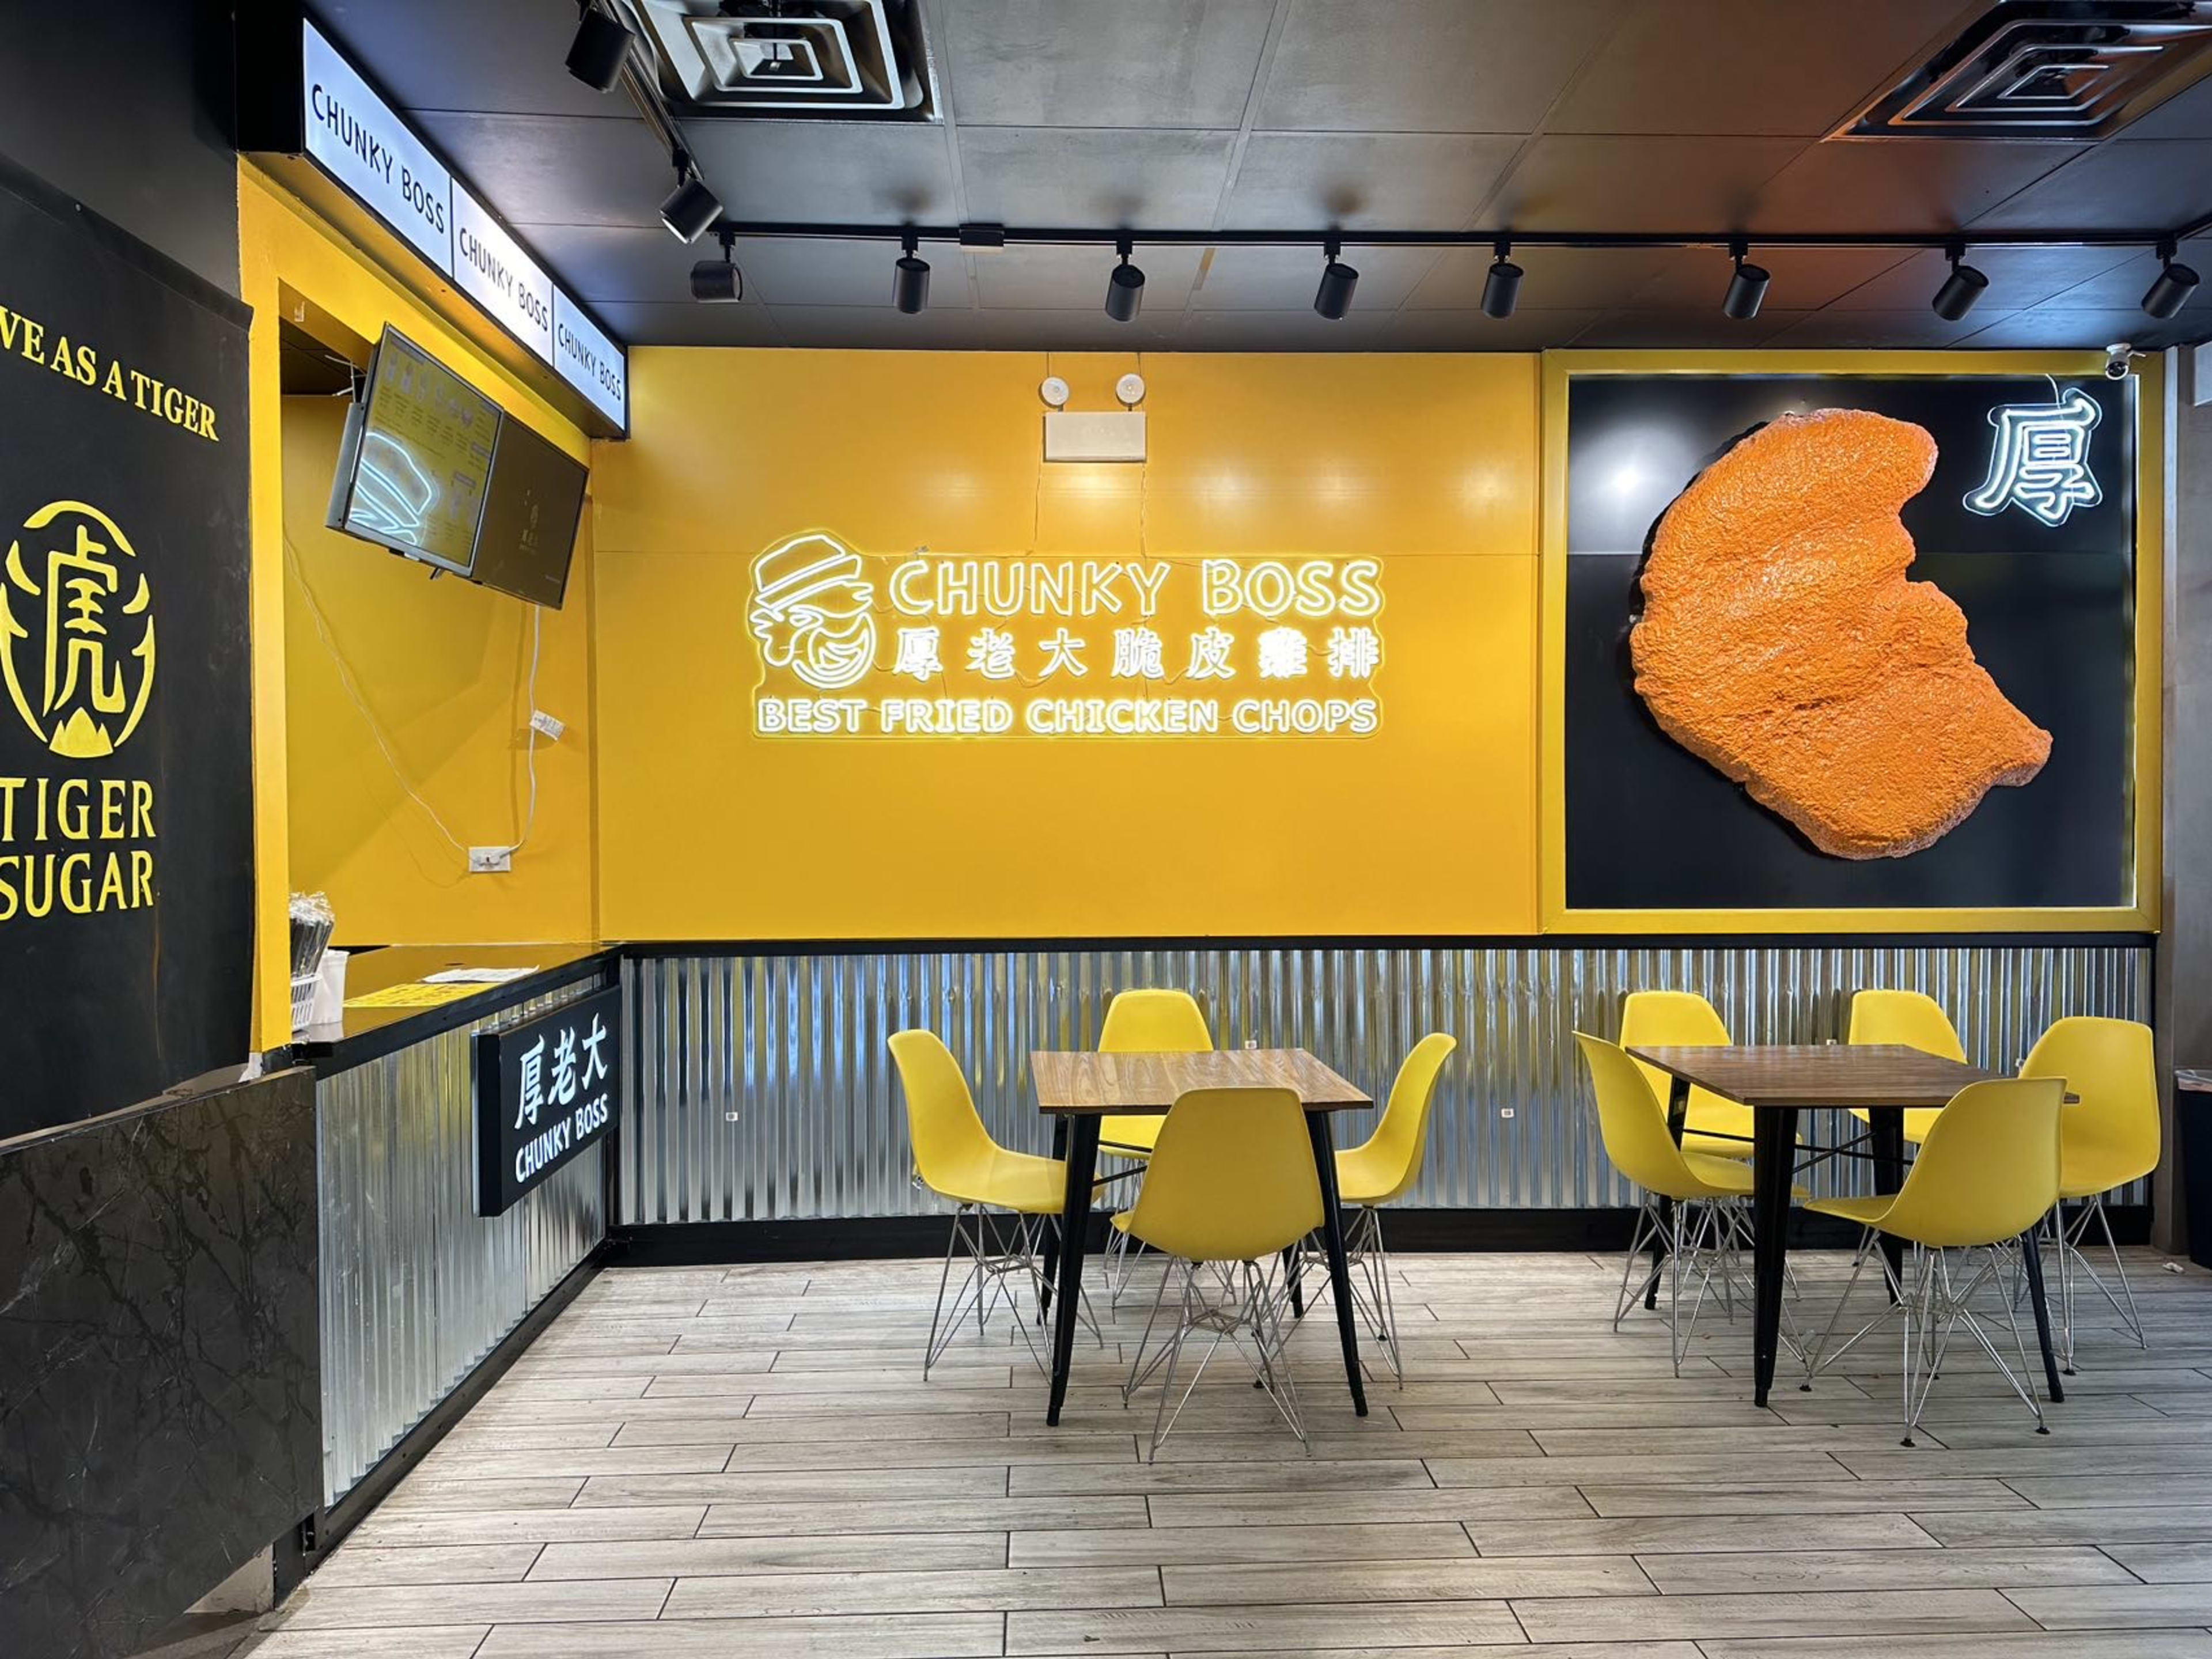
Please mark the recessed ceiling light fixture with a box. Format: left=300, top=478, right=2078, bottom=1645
left=893, top=229, right=930, bottom=314
left=565, top=2, right=634, bottom=92
left=691, top=228, right=742, bottom=302
left=1482, top=238, right=1523, bottom=319
left=1931, top=242, right=1989, bottom=321
left=660, top=152, right=721, bottom=244
left=2143, top=237, right=2200, bottom=319
left=1314, top=236, right=1359, bottom=320
left=1722, top=238, right=1770, bottom=320
left=1105, top=237, right=1145, bottom=323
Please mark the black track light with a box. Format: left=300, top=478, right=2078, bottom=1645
left=660, top=154, right=721, bottom=244
left=1105, top=237, right=1145, bottom=323
left=565, top=3, right=633, bottom=92
left=1722, top=238, right=1769, bottom=320
left=1314, top=237, right=1359, bottom=320
left=2143, top=237, right=2200, bottom=320
left=691, top=229, right=741, bottom=302
left=1930, top=243, right=1988, bottom=322
left=893, top=229, right=930, bottom=314
left=1482, top=238, right=1523, bottom=319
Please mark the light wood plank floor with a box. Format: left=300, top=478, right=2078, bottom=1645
left=242, top=1245, right=2212, bottom=1658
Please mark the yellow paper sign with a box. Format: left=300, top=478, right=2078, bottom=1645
left=344, top=980, right=483, bottom=1010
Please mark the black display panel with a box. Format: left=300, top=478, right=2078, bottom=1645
left=0, top=165, right=253, bottom=1138
left=1563, top=373, right=2135, bottom=912
left=472, top=413, right=586, bottom=608
left=329, top=328, right=499, bottom=574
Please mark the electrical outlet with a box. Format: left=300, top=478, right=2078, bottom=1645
left=1498, top=1107, right=1516, bottom=1119
left=529, top=709, right=566, bottom=741
left=468, top=846, right=512, bottom=874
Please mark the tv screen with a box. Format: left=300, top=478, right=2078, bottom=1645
left=473, top=405, right=587, bottom=609
left=327, top=327, right=588, bottom=609
left=328, top=329, right=498, bottom=574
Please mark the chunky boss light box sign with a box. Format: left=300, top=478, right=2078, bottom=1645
left=748, top=534, right=1387, bottom=740
left=475, top=986, right=619, bottom=1216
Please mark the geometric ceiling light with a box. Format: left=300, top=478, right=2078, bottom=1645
left=1722, top=237, right=1770, bottom=320
left=2142, top=236, right=2201, bottom=319
left=660, top=151, right=721, bottom=243
left=1313, top=236, right=1358, bottom=320
left=1105, top=236, right=1145, bottom=323
left=1930, top=242, right=1990, bottom=320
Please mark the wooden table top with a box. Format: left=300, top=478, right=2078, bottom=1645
left=1029, top=1048, right=1372, bottom=1115
left=1625, top=1044, right=2006, bottom=1109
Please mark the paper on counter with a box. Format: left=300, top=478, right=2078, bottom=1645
left=422, top=967, right=541, bottom=984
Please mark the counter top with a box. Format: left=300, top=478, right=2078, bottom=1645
left=293, top=944, right=619, bottom=1075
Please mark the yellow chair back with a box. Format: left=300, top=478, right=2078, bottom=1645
left=1100, top=989, right=1214, bottom=1053
left=1126, top=1088, right=1323, bottom=1264
left=1574, top=1032, right=1713, bottom=1202
left=2021, top=1016, right=2160, bottom=1190
left=1849, top=989, right=1967, bottom=1062
left=1867, top=1077, right=2063, bottom=1248
left=889, top=1029, right=999, bottom=1200
left=1349, top=1033, right=1457, bottom=1205
left=1620, top=989, right=1731, bottom=1115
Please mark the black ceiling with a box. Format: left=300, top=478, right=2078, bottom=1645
left=312, top=0, right=2212, bottom=353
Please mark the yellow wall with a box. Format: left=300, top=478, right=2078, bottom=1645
left=592, top=350, right=1540, bottom=939
left=240, top=166, right=597, bottom=1042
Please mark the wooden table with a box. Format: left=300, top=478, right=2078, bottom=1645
left=1626, top=1044, right=2066, bottom=1410
left=1029, top=1047, right=1373, bottom=1426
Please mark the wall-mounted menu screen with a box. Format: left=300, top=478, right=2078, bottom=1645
left=328, top=328, right=498, bottom=574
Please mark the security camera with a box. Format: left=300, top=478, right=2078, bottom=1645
left=2104, top=342, right=2137, bottom=380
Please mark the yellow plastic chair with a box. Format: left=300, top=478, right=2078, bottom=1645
left=1847, top=989, right=1967, bottom=1145
left=1800, top=1077, right=2064, bottom=1444
left=889, top=1029, right=1095, bottom=1377
left=2021, top=1017, right=2160, bottom=1363
left=1620, top=991, right=1756, bottom=1161
left=1097, top=989, right=1215, bottom=1155
left=1323, top=1032, right=1457, bottom=1385
left=1576, top=1033, right=1762, bottom=1376
left=1116, top=1088, right=1323, bottom=1460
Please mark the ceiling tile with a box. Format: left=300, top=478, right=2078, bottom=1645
left=2107, top=71, right=2212, bottom=142
left=936, top=0, right=1275, bottom=128
left=1189, top=245, right=1444, bottom=310
left=737, top=237, right=971, bottom=309
left=316, top=0, right=616, bottom=119
left=1573, top=308, right=1812, bottom=349
left=2033, top=236, right=2212, bottom=309
left=1543, top=0, right=1974, bottom=137
left=1625, top=245, right=1914, bottom=310
left=414, top=111, right=673, bottom=229
left=1219, top=132, right=1523, bottom=230
left=1256, top=0, right=1620, bottom=134
left=767, top=302, right=1184, bottom=350
left=1384, top=308, right=1601, bottom=350
left=1480, top=135, right=1807, bottom=232
left=971, top=244, right=1207, bottom=309
left=525, top=224, right=767, bottom=306
left=679, top=122, right=957, bottom=224
left=1750, top=138, right=2079, bottom=234
left=1823, top=245, right=2139, bottom=311
left=955, top=305, right=1192, bottom=349
left=1969, top=139, right=2212, bottom=231
left=956, top=127, right=1238, bottom=224
left=1403, top=245, right=1679, bottom=310
left=593, top=303, right=786, bottom=348
left=1177, top=306, right=1400, bottom=350
left=1762, top=306, right=2024, bottom=349
left=1959, top=306, right=2196, bottom=350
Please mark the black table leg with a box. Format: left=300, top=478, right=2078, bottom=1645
left=1307, top=1111, right=1368, bottom=1417
left=2018, top=1219, right=2066, bottom=1403
left=1284, top=1245, right=1306, bottom=1317
left=1751, top=1104, right=1798, bottom=1408
left=1039, top=1117, right=1069, bottom=1317
left=1045, top=1115, right=1100, bottom=1427
left=1869, top=1107, right=1906, bottom=1305
left=1646, top=1077, right=1691, bottom=1310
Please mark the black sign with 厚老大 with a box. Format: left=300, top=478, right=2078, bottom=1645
left=474, top=986, right=620, bottom=1216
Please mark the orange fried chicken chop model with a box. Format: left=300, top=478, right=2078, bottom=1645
left=1629, top=408, right=2051, bottom=860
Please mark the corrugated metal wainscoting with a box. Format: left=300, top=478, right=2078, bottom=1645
left=317, top=982, right=607, bottom=1504
left=619, top=942, right=2151, bottom=1226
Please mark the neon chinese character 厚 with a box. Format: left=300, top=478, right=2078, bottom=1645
left=892, top=624, right=943, bottom=680
left=515, top=1035, right=546, bottom=1130
left=1964, top=386, right=2103, bottom=528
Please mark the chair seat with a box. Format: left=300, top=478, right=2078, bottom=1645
left=1335, top=1143, right=1400, bottom=1206
left=1672, top=1150, right=1758, bottom=1198
left=1100, top=1113, right=1161, bottom=1156
left=2059, top=1148, right=2156, bottom=1202
left=1847, top=1105, right=1943, bottom=1145
left=936, top=1149, right=1069, bottom=1215
left=1806, top=1192, right=1896, bottom=1227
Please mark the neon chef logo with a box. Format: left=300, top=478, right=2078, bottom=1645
left=748, top=533, right=877, bottom=691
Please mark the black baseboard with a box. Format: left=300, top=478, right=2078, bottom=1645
left=609, top=1202, right=2153, bottom=1266
left=292, top=1248, right=604, bottom=1580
